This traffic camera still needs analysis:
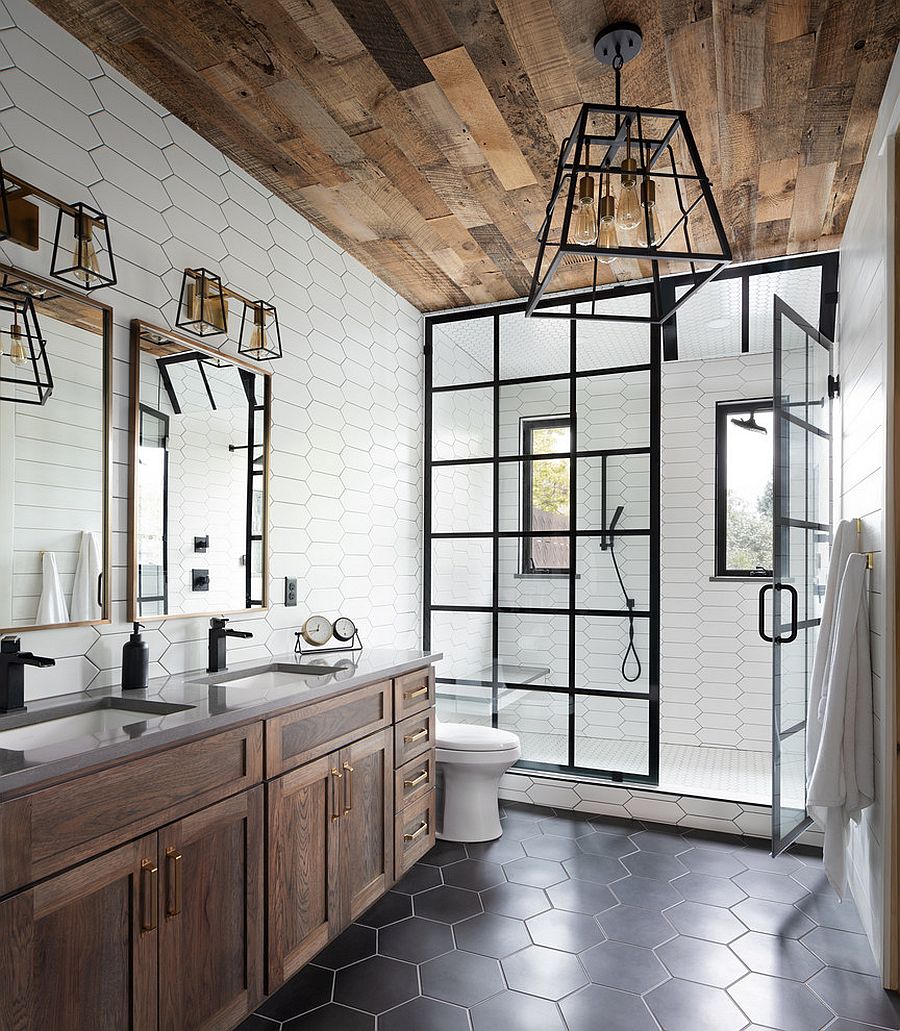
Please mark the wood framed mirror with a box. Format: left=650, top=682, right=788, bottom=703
left=0, top=262, right=113, bottom=633
left=128, top=320, right=271, bottom=622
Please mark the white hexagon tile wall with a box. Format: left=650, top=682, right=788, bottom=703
left=0, top=0, right=423, bottom=701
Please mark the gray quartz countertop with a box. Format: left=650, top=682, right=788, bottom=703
left=0, top=648, right=441, bottom=798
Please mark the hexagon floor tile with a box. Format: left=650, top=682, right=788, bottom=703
left=244, top=802, right=893, bottom=1031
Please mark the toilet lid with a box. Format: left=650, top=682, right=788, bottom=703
left=436, top=722, right=520, bottom=752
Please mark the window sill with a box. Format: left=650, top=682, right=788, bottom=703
left=708, top=575, right=771, bottom=583
left=514, top=573, right=582, bottom=580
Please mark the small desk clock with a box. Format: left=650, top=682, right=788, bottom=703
left=295, top=615, right=362, bottom=657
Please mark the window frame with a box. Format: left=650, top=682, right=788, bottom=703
left=520, top=414, right=571, bottom=576
left=714, top=398, right=774, bottom=579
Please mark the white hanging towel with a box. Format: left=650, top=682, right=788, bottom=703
left=70, top=530, right=102, bottom=622
left=36, top=551, right=70, bottom=625
left=807, top=546, right=874, bottom=896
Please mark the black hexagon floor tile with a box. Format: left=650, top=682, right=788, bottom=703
left=656, top=935, right=747, bottom=988
left=356, top=891, right=412, bottom=928
left=378, top=997, right=469, bottom=1031
left=562, top=853, right=626, bottom=884
left=561, top=984, right=658, bottom=1031
left=611, top=874, right=683, bottom=911
left=621, top=849, right=687, bottom=881
left=729, top=930, right=825, bottom=981
left=378, top=916, right=454, bottom=963
left=257, top=964, right=334, bottom=1020
left=312, top=923, right=376, bottom=969
left=645, top=977, right=747, bottom=1031
left=800, top=925, right=879, bottom=975
left=732, top=898, right=816, bottom=938
left=678, top=847, right=747, bottom=878
left=796, top=892, right=866, bottom=933
left=281, top=1004, right=374, bottom=1031
left=504, top=856, right=569, bottom=888
left=537, top=812, right=596, bottom=837
left=657, top=901, right=746, bottom=944
left=588, top=814, right=642, bottom=837
left=421, top=841, right=468, bottom=867
left=580, top=940, right=669, bottom=993
left=454, top=911, right=532, bottom=958
left=501, top=944, right=588, bottom=1000
left=333, top=955, right=418, bottom=1014
left=673, top=871, right=747, bottom=908
left=576, top=831, right=638, bottom=858
left=733, top=868, right=809, bottom=905
left=420, top=949, right=504, bottom=1008
left=470, top=989, right=567, bottom=1031
left=414, top=885, right=483, bottom=923
left=630, top=828, right=689, bottom=855
left=728, top=971, right=834, bottom=1031
left=441, top=858, right=506, bottom=891
left=466, top=836, right=527, bottom=863
left=393, top=863, right=443, bottom=895
left=522, top=833, right=582, bottom=861
left=480, top=881, right=551, bottom=919
left=526, top=908, right=605, bottom=952
left=808, top=966, right=900, bottom=1027
left=597, top=904, right=676, bottom=949
left=545, top=877, right=617, bottom=915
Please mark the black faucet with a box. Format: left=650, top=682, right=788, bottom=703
left=207, top=617, right=253, bottom=674
left=0, top=636, right=55, bottom=714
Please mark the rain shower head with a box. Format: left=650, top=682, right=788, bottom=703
left=731, top=412, right=768, bottom=435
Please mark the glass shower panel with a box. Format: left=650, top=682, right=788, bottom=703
left=497, top=538, right=568, bottom=611
left=498, top=380, right=569, bottom=456
left=496, top=610, right=568, bottom=689
left=577, top=453, right=650, bottom=532
left=576, top=696, right=649, bottom=775
left=431, top=463, right=492, bottom=534
left=674, top=276, right=742, bottom=361
left=497, top=690, right=569, bottom=765
left=432, top=387, right=493, bottom=461
left=432, top=316, right=493, bottom=387
left=748, top=265, right=822, bottom=353
left=431, top=610, right=492, bottom=683
left=577, top=370, right=650, bottom=451
left=576, top=616, right=649, bottom=694
left=499, top=307, right=570, bottom=380
left=431, top=538, right=492, bottom=608
left=576, top=535, right=650, bottom=612
left=575, top=294, right=651, bottom=370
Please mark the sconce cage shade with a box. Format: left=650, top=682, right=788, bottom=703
left=50, top=201, right=117, bottom=291
left=527, top=102, right=731, bottom=325
left=238, top=301, right=282, bottom=362
left=0, top=283, right=52, bottom=405
left=176, top=268, right=229, bottom=337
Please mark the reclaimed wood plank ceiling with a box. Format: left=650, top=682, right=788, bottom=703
left=32, top=0, right=900, bottom=312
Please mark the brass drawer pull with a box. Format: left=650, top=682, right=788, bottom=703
left=331, top=768, right=343, bottom=821
left=140, top=859, right=157, bottom=934
left=404, top=685, right=428, bottom=701
left=404, top=769, right=429, bottom=789
left=165, top=848, right=182, bottom=919
left=342, top=761, right=354, bottom=814
left=403, top=820, right=429, bottom=843
left=404, top=727, right=428, bottom=744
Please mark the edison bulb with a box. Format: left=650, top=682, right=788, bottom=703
left=8, top=322, right=27, bottom=366
left=247, top=307, right=267, bottom=357
left=616, top=157, right=642, bottom=231
left=572, top=175, right=598, bottom=246
left=597, top=194, right=618, bottom=264
left=71, top=224, right=100, bottom=287
left=640, top=179, right=661, bottom=246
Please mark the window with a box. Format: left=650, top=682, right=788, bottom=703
left=520, top=416, right=570, bottom=574
left=715, top=400, right=773, bottom=577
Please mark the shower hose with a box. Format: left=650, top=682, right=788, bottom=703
left=609, top=544, right=642, bottom=684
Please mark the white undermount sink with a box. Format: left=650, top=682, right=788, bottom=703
left=197, top=662, right=343, bottom=690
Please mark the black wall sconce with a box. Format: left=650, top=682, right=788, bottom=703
left=175, top=267, right=282, bottom=362
left=0, top=280, right=52, bottom=405
left=0, top=161, right=117, bottom=291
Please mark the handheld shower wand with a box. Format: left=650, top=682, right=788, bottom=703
left=605, top=505, right=642, bottom=684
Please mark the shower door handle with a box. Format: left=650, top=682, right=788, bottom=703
left=777, top=583, right=799, bottom=644
left=757, top=584, right=774, bottom=642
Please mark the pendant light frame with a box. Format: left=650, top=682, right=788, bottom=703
left=527, top=22, right=731, bottom=325
left=0, top=280, right=53, bottom=406
left=176, top=267, right=230, bottom=337
left=238, top=300, right=282, bottom=362
left=50, top=201, right=117, bottom=291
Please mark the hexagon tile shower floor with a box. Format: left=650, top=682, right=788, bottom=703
left=239, top=803, right=899, bottom=1031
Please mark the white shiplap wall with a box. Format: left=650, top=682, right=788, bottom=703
left=835, top=49, right=900, bottom=979
left=0, top=0, right=423, bottom=699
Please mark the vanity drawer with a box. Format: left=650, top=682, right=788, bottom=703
left=393, top=667, right=435, bottom=721
left=394, top=708, right=435, bottom=767
left=394, top=789, right=436, bottom=878
left=0, top=722, right=263, bottom=895
left=266, top=680, right=392, bottom=778
left=395, top=752, right=436, bottom=811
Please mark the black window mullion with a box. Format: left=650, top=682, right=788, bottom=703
left=492, top=313, right=500, bottom=730
left=568, top=303, right=577, bottom=770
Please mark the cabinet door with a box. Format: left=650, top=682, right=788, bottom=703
left=0, top=834, right=158, bottom=1031
left=267, top=754, right=342, bottom=990
left=339, top=729, right=394, bottom=925
left=158, top=788, right=263, bottom=1031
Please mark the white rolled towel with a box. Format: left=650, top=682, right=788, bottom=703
left=70, top=530, right=102, bottom=622
left=36, top=551, right=70, bottom=625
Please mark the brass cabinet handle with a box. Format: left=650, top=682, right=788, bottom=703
left=404, top=685, right=428, bottom=701
left=404, top=727, right=428, bottom=744
left=403, top=820, right=429, bottom=843
left=140, top=859, right=158, bottom=934
left=342, top=761, right=353, bottom=814
left=331, top=768, right=343, bottom=821
left=165, top=847, right=182, bottom=919
left=404, top=769, right=429, bottom=789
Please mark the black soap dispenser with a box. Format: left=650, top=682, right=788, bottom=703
left=122, top=622, right=149, bottom=691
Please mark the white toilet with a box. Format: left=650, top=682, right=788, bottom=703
left=435, top=721, right=522, bottom=842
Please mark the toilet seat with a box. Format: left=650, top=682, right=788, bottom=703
left=436, top=722, right=519, bottom=753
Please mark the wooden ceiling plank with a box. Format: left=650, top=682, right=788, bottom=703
left=493, top=0, right=582, bottom=113
left=840, top=55, right=894, bottom=165
left=383, top=0, right=460, bottom=59
left=759, top=33, right=816, bottom=163
left=788, top=159, right=838, bottom=246
left=757, top=156, right=800, bottom=222
left=354, top=127, right=453, bottom=220
left=425, top=46, right=537, bottom=191
left=665, top=17, right=721, bottom=178
left=801, top=82, right=856, bottom=165
left=712, top=0, right=767, bottom=114
left=811, top=0, right=872, bottom=89
left=768, top=0, right=810, bottom=43
left=358, top=237, right=472, bottom=308
left=402, top=79, right=491, bottom=175
left=329, top=0, right=434, bottom=90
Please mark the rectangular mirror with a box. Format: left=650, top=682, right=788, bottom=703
left=128, top=320, right=271, bottom=621
left=0, top=263, right=112, bottom=631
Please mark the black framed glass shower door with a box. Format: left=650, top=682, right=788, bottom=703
left=424, top=296, right=661, bottom=785
left=767, top=295, right=833, bottom=854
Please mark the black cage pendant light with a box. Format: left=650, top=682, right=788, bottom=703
left=526, top=22, right=731, bottom=325
left=238, top=300, right=282, bottom=362
left=0, top=281, right=52, bottom=405
left=176, top=267, right=229, bottom=337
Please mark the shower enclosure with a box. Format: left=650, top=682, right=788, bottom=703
left=425, top=289, right=661, bottom=784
